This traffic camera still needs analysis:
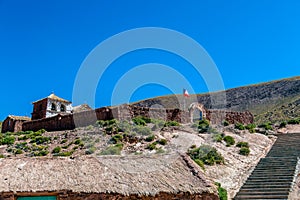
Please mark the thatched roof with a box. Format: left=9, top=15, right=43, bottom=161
left=0, top=153, right=216, bottom=196
left=33, top=93, right=71, bottom=104
left=73, top=104, right=92, bottom=113
left=7, top=115, right=31, bottom=121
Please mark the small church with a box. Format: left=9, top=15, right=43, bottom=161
left=31, top=93, right=73, bottom=120
left=1, top=93, right=91, bottom=133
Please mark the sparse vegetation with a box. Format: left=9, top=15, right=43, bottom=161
left=223, top=135, right=235, bottom=147
left=164, top=120, right=180, bottom=127
left=258, top=122, right=273, bottom=130
left=188, top=145, right=224, bottom=165
left=198, top=119, right=210, bottom=133
left=287, top=118, right=300, bottom=125
left=239, top=147, right=250, bottom=156
left=223, top=120, right=230, bottom=126
left=215, top=182, right=228, bottom=200
left=236, top=141, right=249, bottom=148
left=52, top=146, right=61, bottom=154
left=235, top=123, right=245, bottom=130
left=158, top=138, right=167, bottom=145
left=145, top=134, right=155, bottom=142
left=245, top=123, right=256, bottom=133
left=100, top=144, right=123, bottom=155
left=213, top=133, right=224, bottom=142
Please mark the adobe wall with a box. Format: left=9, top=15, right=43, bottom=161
left=21, top=104, right=253, bottom=132
left=0, top=191, right=219, bottom=200
left=1, top=118, right=24, bottom=133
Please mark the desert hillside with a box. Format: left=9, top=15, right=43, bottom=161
left=132, top=76, right=300, bottom=123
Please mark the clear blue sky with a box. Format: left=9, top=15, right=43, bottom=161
left=1, top=0, right=300, bottom=120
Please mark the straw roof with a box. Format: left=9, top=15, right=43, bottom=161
left=33, top=93, right=71, bottom=104
left=0, top=153, right=216, bottom=196
left=7, top=115, right=31, bottom=121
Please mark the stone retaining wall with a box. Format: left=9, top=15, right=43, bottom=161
left=18, top=105, right=254, bottom=132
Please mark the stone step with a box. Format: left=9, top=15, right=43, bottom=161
left=234, top=194, right=289, bottom=199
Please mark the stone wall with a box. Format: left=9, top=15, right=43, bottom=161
left=20, top=105, right=253, bottom=132
left=0, top=191, right=219, bottom=200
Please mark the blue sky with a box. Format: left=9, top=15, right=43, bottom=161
left=1, top=0, right=300, bottom=120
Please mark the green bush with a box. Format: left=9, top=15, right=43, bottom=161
left=132, top=125, right=152, bottom=136
left=60, top=139, right=67, bottom=144
left=245, top=123, right=256, bottom=133
left=52, top=146, right=61, bottom=154
left=194, top=158, right=205, bottom=170
left=33, top=150, right=49, bottom=156
left=287, top=118, right=300, bottom=124
left=236, top=141, right=249, bottom=148
left=100, top=144, right=123, bottom=155
left=235, top=123, right=245, bottom=130
left=223, top=135, right=235, bottom=146
left=151, top=119, right=165, bottom=130
left=239, top=147, right=250, bottom=156
left=158, top=139, right=167, bottom=145
left=198, top=119, right=210, bottom=133
left=145, top=134, right=155, bottom=142
left=164, top=121, right=180, bottom=127
left=111, top=134, right=123, bottom=143
left=279, top=121, right=287, bottom=128
left=258, top=122, right=273, bottom=130
left=30, top=136, right=51, bottom=144
left=1, top=135, right=16, bottom=145
left=85, top=146, right=96, bottom=155
left=213, top=133, right=224, bottom=142
left=14, top=149, right=23, bottom=154
left=223, top=120, right=230, bottom=126
left=54, top=151, right=73, bottom=157
left=215, top=182, right=228, bottom=200
left=132, top=116, right=147, bottom=126
left=188, top=145, right=224, bottom=165
left=147, top=142, right=157, bottom=150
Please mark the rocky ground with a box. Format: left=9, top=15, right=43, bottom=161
left=1, top=120, right=300, bottom=199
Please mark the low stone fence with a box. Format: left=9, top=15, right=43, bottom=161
left=21, top=104, right=253, bottom=132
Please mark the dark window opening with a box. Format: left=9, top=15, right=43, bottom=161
left=60, top=104, right=66, bottom=112
left=39, top=104, right=43, bottom=111
left=51, top=103, right=57, bottom=111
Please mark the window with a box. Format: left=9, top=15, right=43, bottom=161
left=51, top=103, right=57, bottom=111
left=39, top=104, right=43, bottom=111
left=60, top=104, right=66, bottom=112
left=17, top=196, right=57, bottom=200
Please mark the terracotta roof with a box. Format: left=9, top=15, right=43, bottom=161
left=7, top=115, right=31, bottom=121
left=0, top=153, right=217, bottom=196
left=33, top=93, right=71, bottom=104
left=73, top=104, right=92, bottom=113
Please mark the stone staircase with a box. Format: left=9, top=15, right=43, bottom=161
left=234, top=133, right=300, bottom=199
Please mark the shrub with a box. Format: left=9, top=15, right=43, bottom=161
left=52, top=146, right=61, bottom=154
left=194, top=158, right=205, bottom=170
left=223, top=135, right=235, bottom=146
left=14, top=149, right=23, bottom=154
left=0, top=154, right=4, bottom=158
left=34, top=150, right=49, bottom=156
left=235, top=123, right=245, bottom=130
left=188, top=145, right=224, bottom=165
left=85, top=146, right=96, bottom=155
left=30, top=136, right=51, bottom=144
left=239, top=147, right=250, bottom=156
left=145, top=134, right=155, bottom=142
left=111, top=134, right=123, bottom=143
left=279, top=121, right=287, bottom=128
left=236, top=141, right=249, bottom=148
left=100, top=144, right=123, bottom=155
left=287, top=118, right=300, bottom=125
left=151, top=119, right=165, bottom=130
left=164, top=121, right=180, bottom=127
left=158, top=139, right=167, bottom=145
left=215, top=182, right=228, bottom=200
left=60, top=139, right=68, bottom=144
left=132, top=125, right=152, bottom=136
left=147, top=142, right=158, bottom=150
left=245, top=123, right=256, bottom=133
left=132, top=116, right=147, bottom=126
left=213, top=133, right=224, bottom=142
left=258, top=122, right=273, bottom=130
left=1, top=135, right=16, bottom=145
left=54, top=151, right=73, bottom=157
left=155, top=148, right=165, bottom=154
left=198, top=119, right=210, bottom=133
left=223, top=120, right=230, bottom=126
left=74, top=139, right=83, bottom=145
